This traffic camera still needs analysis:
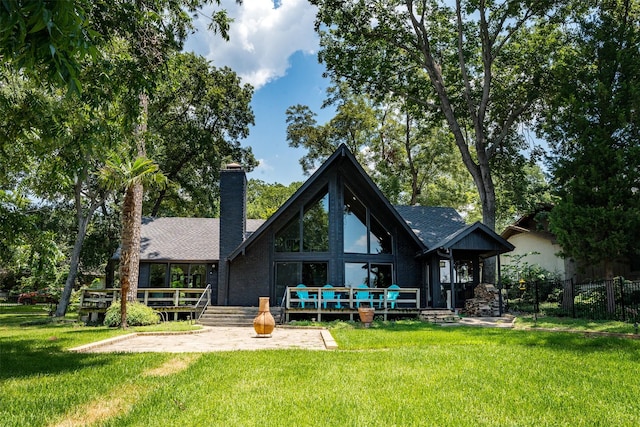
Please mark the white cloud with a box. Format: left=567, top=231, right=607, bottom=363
left=250, top=158, right=274, bottom=176
left=185, top=0, right=319, bottom=89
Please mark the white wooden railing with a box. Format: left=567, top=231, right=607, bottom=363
left=79, top=288, right=209, bottom=310
left=283, top=286, right=420, bottom=321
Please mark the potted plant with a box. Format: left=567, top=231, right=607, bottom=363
left=357, top=303, right=375, bottom=327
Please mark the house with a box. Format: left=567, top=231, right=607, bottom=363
left=102, top=145, right=513, bottom=319
left=500, top=210, right=575, bottom=281
left=501, top=209, right=640, bottom=282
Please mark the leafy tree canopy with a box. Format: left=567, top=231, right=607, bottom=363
left=541, top=0, right=640, bottom=277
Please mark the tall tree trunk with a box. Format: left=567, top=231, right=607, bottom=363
left=119, top=93, right=148, bottom=328
left=404, top=111, right=420, bottom=205
left=55, top=177, right=102, bottom=317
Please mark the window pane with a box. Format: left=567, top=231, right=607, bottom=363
left=345, top=262, right=369, bottom=288
left=170, top=264, right=188, bottom=287
left=344, top=188, right=368, bottom=253
left=149, top=264, right=167, bottom=287
left=189, top=264, right=206, bottom=288
left=275, top=262, right=301, bottom=304
left=439, top=260, right=451, bottom=284
left=371, top=264, right=393, bottom=288
left=302, top=263, right=327, bottom=287
left=370, top=215, right=392, bottom=254
left=303, top=192, right=329, bottom=252
left=275, top=215, right=300, bottom=252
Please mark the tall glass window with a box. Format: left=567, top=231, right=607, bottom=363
left=344, top=187, right=392, bottom=254
left=168, top=264, right=206, bottom=288
left=275, top=262, right=301, bottom=305
left=370, top=263, right=393, bottom=288
left=345, top=262, right=369, bottom=287
left=303, top=193, right=329, bottom=252
left=344, top=188, right=368, bottom=253
left=370, top=215, right=392, bottom=254
left=345, top=262, right=393, bottom=288
left=170, top=264, right=188, bottom=287
left=275, top=262, right=328, bottom=303
left=275, top=215, right=300, bottom=252
left=189, top=264, right=206, bottom=288
left=275, top=188, right=329, bottom=253
left=149, top=263, right=167, bottom=287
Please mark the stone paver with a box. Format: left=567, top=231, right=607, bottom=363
left=70, top=326, right=332, bottom=353
left=440, top=316, right=515, bottom=328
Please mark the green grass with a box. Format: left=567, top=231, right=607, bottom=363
left=514, top=314, right=639, bottom=334
left=2, top=316, right=640, bottom=426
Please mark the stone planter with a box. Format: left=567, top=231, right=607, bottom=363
left=253, top=297, right=275, bottom=337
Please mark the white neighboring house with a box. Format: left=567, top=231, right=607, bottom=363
left=500, top=211, right=575, bottom=281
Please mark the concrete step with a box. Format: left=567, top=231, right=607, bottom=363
left=197, top=306, right=283, bottom=327
left=420, top=309, right=460, bottom=323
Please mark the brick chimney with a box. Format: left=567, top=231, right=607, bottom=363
left=218, top=163, right=246, bottom=305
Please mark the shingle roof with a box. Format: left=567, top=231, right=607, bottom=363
left=129, top=217, right=264, bottom=262
left=393, top=206, right=467, bottom=249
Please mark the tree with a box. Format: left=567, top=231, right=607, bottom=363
left=0, top=0, right=237, bottom=93
left=247, top=180, right=302, bottom=219
left=99, top=155, right=167, bottom=328
left=1, top=1, right=244, bottom=316
left=286, top=87, right=479, bottom=216
left=0, top=63, right=123, bottom=317
left=0, top=0, right=95, bottom=92
left=541, top=0, right=640, bottom=278
left=311, top=0, right=567, bottom=229
left=311, top=0, right=570, bottom=281
left=145, top=52, right=256, bottom=217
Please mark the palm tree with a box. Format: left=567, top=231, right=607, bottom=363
left=100, top=155, right=167, bottom=328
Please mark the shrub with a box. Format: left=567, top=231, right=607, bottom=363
left=103, top=301, right=160, bottom=327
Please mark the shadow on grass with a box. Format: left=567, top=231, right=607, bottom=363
left=347, top=320, right=640, bottom=357
left=0, top=337, right=118, bottom=380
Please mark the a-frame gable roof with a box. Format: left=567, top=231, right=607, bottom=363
left=228, top=144, right=424, bottom=260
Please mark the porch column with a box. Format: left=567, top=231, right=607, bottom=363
left=449, top=250, right=455, bottom=310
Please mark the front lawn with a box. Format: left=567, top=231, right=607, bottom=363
left=1, top=314, right=639, bottom=426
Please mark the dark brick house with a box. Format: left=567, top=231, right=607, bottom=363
left=116, top=145, right=513, bottom=310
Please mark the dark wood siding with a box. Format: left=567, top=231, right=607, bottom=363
left=227, top=232, right=271, bottom=306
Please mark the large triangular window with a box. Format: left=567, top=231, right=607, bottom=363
left=343, top=186, right=392, bottom=254
left=275, top=190, right=329, bottom=252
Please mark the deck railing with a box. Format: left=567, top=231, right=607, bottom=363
left=193, top=285, right=212, bottom=320
left=283, top=286, right=421, bottom=321
left=79, top=288, right=210, bottom=311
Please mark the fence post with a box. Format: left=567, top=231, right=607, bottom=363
left=606, top=279, right=616, bottom=316
left=534, top=281, right=540, bottom=314
left=618, top=277, right=626, bottom=322
left=562, top=278, right=574, bottom=317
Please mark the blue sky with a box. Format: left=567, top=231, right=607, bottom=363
left=184, top=0, right=332, bottom=185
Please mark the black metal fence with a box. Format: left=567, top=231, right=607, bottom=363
left=505, top=277, right=640, bottom=323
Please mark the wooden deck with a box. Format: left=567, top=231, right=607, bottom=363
left=79, top=287, right=210, bottom=321
left=283, top=286, right=421, bottom=322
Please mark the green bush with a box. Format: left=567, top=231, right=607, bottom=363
left=103, top=301, right=160, bottom=327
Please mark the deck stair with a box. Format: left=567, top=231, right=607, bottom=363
left=197, top=306, right=283, bottom=327
left=420, top=309, right=460, bottom=324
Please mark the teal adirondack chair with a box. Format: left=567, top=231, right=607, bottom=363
left=354, top=284, right=373, bottom=308
left=321, top=284, right=342, bottom=308
left=295, top=284, right=317, bottom=308
left=379, top=284, right=400, bottom=309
